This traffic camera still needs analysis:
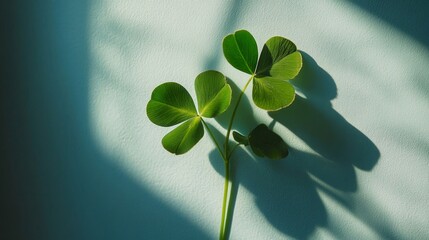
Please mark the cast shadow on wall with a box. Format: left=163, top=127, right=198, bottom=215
left=347, top=0, right=429, bottom=49
left=1, top=1, right=211, bottom=239
left=209, top=51, right=380, bottom=239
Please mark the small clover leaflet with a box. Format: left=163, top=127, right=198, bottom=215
left=233, top=124, right=288, bottom=160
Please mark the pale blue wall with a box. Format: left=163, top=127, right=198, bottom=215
left=2, top=1, right=429, bottom=239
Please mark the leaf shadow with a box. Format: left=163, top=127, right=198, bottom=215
left=269, top=51, right=380, bottom=172
left=208, top=51, right=380, bottom=239
left=211, top=78, right=329, bottom=239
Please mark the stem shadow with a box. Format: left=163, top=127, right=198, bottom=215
left=209, top=146, right=327, bottom=239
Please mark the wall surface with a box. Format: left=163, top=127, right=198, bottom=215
left=2, top=0, right=429, bottom=239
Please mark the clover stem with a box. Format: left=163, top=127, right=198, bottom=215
left=224, top=75, right=254, bottom=156
left=227, top=143, right=240, bottom=159
left=219, top=160, right=230, bottom=240
left=200, top=118, right=230, bottom=239
left=201, top=118, right=226, bottom=160
left=219, top=74, right=254, bottom=240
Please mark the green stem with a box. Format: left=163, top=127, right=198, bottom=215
left=219, top=75, right=254, bottom=240
left=227, top=143, right=240, bottom=159
left=219, top=160, right=230, bottom=240
left=201, top=118, right=226, bottom=160
left=200, top=118, right=229, bottom=239
left=224, top=75, right=254, bottom=156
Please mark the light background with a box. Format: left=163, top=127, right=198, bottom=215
left=3, top=0, right=429, bottom=239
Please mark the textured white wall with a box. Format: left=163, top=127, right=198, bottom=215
left=89, top=1, right=429, bottom=239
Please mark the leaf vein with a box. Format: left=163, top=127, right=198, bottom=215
left=151, top=100, right=196, bottom=117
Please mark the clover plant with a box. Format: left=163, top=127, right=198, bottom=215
left=147, top=30, right=302, bottom=240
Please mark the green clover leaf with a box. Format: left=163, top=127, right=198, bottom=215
left=195, top=70, right=232, bottom=118
left=162, top=117, right=204, bottom=155
left=232, top=131, right=249, bottom=146
left=147, top=82, right=198, bottom=127
left=223, top=31, right=302, bottom=111
left=233, top=124, right=289, bottom=160
left=147, top=71, right=231, bottom=155
left=222, top=30, right=258, bottom=74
